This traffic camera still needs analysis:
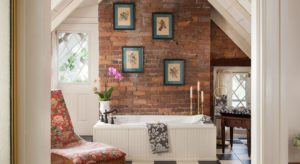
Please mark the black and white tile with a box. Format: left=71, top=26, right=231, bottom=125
left=80, top=136, right=250, bottom=164
left=80, top=135, right=93, bottom=142
left=125, top=138, right=250, bottom=164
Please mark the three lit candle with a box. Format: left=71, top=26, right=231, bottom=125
left=190, top=81, right=204, bottom=103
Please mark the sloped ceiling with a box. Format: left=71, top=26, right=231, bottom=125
left=51, top=0, right=83, bottom=31
left=51, top=0, right=251, bottom=58
left=208, top=0, right=251, bottom=58
left=51, top=0, right=99, bottom=31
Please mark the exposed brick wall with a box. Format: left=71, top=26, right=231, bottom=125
left=99, top=0, right=211, bottom=115
left=211, top=21, right=249, bottom=60
left=210, top=21, right=250, bottom=117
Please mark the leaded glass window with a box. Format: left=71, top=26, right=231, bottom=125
left=232, top=74, right=248, bottom=107
left=57, top=32, right=89, bottom=83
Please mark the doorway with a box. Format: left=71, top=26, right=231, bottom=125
left=51, top=23, right=99, bottom=135
left=12, top=0, right=289, bottom=163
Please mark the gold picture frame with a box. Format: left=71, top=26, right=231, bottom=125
left=10, top=0, right=17, bottom=163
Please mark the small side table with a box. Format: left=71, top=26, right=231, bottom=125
left=217, top=115, right=251, bottom=156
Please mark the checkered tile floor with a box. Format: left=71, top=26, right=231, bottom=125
left=81, top=136, right=251, bottom=164
left=125, top=138, right=250, bottom=164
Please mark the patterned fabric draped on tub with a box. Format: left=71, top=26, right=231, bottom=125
left=147, top=123, right=169, bottom=153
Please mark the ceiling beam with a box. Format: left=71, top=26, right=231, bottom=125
left=237, top=0, right=251, bottom=15
left=232, top=0, right=251, bottom=21
left=211, top=9, right=251, bottom=58
left=51, top=0, right=73, bottom=20
left=211, top=58, right=251, bottom=66
left=209, top=0, right=250, bottom=40
left=51, top=0, right=84, bottom=31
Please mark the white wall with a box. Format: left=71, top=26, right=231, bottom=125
left=17, top=0, right=51, bottom=163
left=51, top=0, right=64, bottom=10
left=281, top=0, right=300, bottom=162
left=0, top=0, right=10, bottom=163
left=62, top=3, right=98, bottom=24
left=52, top=2, right=99, bottom=135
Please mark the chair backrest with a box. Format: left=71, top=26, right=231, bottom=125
left=51, top=90, right=81, bottom=148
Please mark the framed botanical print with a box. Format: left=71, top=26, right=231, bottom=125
left=122, top=46, right=144, bottom=73
left=164, top=59, right=185, bottom=85
left=152, top=12, right=174, bottom=39
left=113, top=3, right=135, bottom=30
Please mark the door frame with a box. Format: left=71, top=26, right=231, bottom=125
left=52, top=23, right=99, bottom=135
left=15, top=0, right=51, bottom=163
left=252, top=0, right=288, bottom=163
left=13, top=0, right=289, bottom=164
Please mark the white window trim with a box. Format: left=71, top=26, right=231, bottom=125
left=213, top=66, right=251, bottom=108
left=52, top=23, right=99, bottom=90
left=231, top=73, right=250, bottom=108
left=56, top=32, right=89, bottom=84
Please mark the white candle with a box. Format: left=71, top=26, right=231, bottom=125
left=201, top=91, right=204, bottom=103
left=197, top=81, right=200, bottom=91
left=190, top=86, right=193, bottom=98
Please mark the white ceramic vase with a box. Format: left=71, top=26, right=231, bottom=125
left=99, top=101, right=111, bottom=114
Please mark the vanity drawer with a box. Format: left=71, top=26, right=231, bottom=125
left=225, top=119, right=242, bottom=127
left=243, top=119, right=251, bottom=128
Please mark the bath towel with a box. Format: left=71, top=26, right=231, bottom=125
left=146, top=123, right=169, bottom=154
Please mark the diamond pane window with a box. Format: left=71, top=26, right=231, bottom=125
left=57, top=32, right=89, bottom=83
left=231, top=74, right=248, bottom=107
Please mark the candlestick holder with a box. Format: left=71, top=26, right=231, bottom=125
left=190, top=97, right=193, bottom=115
left=201, top=102, right=204, bottom=115
left=197, top=90, right=200, bottom=115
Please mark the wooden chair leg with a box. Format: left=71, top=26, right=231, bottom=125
left=230, top=127, right=234, bottom=149
left=221, top=117, right=225, bottom=154
left=247, top=128, right=251, bottom=157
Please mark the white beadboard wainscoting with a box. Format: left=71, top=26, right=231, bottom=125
left=93, top=118, right=216, bottom=161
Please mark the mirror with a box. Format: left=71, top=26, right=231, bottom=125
left=0, top=0, right=17, bottom=163
left=0, top=0, right=11, bottom=163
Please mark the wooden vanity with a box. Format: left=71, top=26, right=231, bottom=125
left=217, top=115, right=251, bottom=156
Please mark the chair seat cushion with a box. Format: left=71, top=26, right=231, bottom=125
left=51, top=141, right=126, bottom=164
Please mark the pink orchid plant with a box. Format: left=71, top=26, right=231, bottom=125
left=93, top=67, right=123, bottom=101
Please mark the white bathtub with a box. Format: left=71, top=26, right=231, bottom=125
left=93, top=115, right=216, bottom=161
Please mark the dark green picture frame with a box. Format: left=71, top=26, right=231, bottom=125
left=164, top=59, right=185, bottom=85
left=152, top=12, right=174, bottom=39
left=113, top=3, right=135, bottom=30
left=122, top=46, right=144, bottom=73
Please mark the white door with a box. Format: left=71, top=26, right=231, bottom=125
left=52, top=24, right=99, bottom=135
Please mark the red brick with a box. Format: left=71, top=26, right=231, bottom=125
left=211, top=21, right=249, bottom=60
left=133, top=99, right=147, bottom=105
left=133, top=91, right=146, bottom=96
left=99, top=0, right=212, bottom=116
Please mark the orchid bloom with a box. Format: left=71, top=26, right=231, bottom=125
left=93, top=67, right=123, bottom=101
left=107, top=66, right=123, bottom=81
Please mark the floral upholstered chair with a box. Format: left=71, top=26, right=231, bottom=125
left=51, top=90, right=126, bottom=164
